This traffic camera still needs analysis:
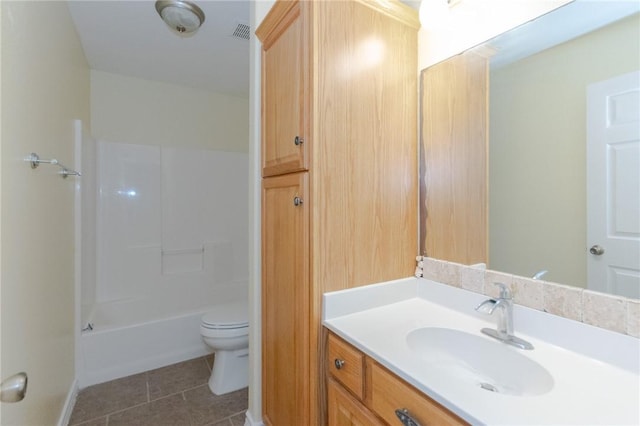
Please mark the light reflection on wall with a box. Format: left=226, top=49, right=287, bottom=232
left=116, top=189, right=138, bottom=198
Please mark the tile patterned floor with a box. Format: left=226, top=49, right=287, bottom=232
left=70, top=355, right=247, bottom=426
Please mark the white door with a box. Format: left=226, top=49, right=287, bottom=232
left=587, top=70, right=640, bottom=298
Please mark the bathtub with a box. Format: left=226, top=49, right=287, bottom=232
left=79, top=281, right=247, bottom=388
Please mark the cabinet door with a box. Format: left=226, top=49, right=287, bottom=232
left=328, top=379, right=384, bottom=426
left=259, top=1, right=307, bottom=177
left=262, top=172, right=309, bottom=425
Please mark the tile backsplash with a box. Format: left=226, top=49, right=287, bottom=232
left=416, top=256, right=640, bottom=338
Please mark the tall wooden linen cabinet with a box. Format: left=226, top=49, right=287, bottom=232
left=256, top=1, right=419, bottom=424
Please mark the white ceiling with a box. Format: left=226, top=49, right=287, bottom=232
left=68, top=0, right=251, bottom=98
left=68, top=1, right=637, bottom=99
left=68, top=1, right=422, bottom=99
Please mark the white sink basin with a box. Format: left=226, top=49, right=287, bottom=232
left=406, top=327, right=554, bottom=396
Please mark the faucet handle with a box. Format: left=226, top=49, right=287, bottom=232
left=494, top=282, right=511, bottom=299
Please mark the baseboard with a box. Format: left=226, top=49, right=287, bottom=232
left=58, top=378, right=78, bottom=426
left=244, top=410, right=264, bottom=426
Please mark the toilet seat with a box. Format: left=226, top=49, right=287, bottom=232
left=201, top=300, right=248, bottom=330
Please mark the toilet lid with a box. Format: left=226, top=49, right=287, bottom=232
left=201, top=300, right=248, bottom=329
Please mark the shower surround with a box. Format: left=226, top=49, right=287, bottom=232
left=79, top=140, right=248, bottom=387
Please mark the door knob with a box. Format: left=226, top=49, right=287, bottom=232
left=589, top=245, right=605, bottom=255
left=1, top=372, right=28, bottom=403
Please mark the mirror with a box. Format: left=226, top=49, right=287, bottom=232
left=419, top=1, right=640, bottom=298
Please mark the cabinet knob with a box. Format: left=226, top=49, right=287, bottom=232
left=334, top=359, right=345, bottom=370
left=293, top=196, right=303, bottom=206
left=395, top=408, right=421, bottom=426
left=294, top=136, right=304, bottom=146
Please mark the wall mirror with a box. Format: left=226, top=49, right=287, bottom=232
left=419, top=1, right=639, bottom=299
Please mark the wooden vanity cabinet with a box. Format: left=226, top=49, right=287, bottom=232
left=261, top=173, right=309, bottom=426
left=327, top=330, right=366, bottom=400
left=328, top=378, right=385, bottom=426
left=257, top=0, right=419, bottom=424
left=367, top=359, right=467, bottom=426
left=328, top=333, right=468, bottom=426
left=260, top=1, right=307, bottom=177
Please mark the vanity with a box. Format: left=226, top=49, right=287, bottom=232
left=323, top=277, right=640, bottom=425
left=327, top=331, right=466, bottom=425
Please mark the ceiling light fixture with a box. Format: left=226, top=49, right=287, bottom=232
left=155, top=0, right=205, bottom=35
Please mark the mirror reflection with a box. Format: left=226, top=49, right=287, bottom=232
left=420, top=2, right=640, bottom=299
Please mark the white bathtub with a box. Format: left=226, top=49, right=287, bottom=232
left=79, top=282, right=247, bottom=388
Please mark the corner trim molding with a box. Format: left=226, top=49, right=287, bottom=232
left=57, top=378, right=78, bottom=426
left=244, top=410, right=264, bottom=426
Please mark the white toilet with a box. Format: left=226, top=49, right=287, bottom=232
left=200, top=300, right=249, bottom=395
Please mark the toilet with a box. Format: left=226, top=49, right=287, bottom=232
left=200, top=300, right=249, bottom=395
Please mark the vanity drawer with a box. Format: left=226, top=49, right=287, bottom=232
left=367, top=359, right=468, bottom=426
left=328, top=333, right=365, bottom=400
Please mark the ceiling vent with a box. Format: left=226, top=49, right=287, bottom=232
left=231, top=22, right=250, bottom=41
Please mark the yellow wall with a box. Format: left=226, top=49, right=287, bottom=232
left=489, top=14, right=640, bottom=286
left=1, top=1, right=90, bottom=424
left=91, top=70, right=249, bottom=152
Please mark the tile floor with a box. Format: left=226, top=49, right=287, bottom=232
left=69, top=355, right=247, bottom=426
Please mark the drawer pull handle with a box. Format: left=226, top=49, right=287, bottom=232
left=395, top=408, right=422, bottom=426
left=334, top=359, right=345, bottom=370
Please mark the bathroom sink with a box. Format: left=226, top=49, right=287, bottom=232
left=406, top=327, right=554, bottom=396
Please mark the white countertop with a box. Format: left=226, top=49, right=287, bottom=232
left=322, top=277, right=640, bottom=425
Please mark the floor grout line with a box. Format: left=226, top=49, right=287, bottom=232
left=71, top=356, right=248, bottom=426
left=181, top=382, right=211, bottom=396
left=202, top=409, right=247, bottom=426
left=100, top=399, right=152, bottom=419
left=147, top=381, right=211, bottom=403
left=70, top=414, right=109, bottom=426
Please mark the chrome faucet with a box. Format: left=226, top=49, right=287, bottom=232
left=475, top=283, right=534, bottom=350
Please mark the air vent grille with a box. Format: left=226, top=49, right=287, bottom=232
left=231, top=23, right=250, bottom=41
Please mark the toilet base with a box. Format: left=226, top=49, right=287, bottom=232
left=209, top=348, right=249, bottom=395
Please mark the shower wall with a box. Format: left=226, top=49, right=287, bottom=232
left=84, top=70, right=250, bottom=310
left=95, top=141, right=248, bottom=304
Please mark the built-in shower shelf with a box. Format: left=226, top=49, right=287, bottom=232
left=161, top=246, right=204, bottom=275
